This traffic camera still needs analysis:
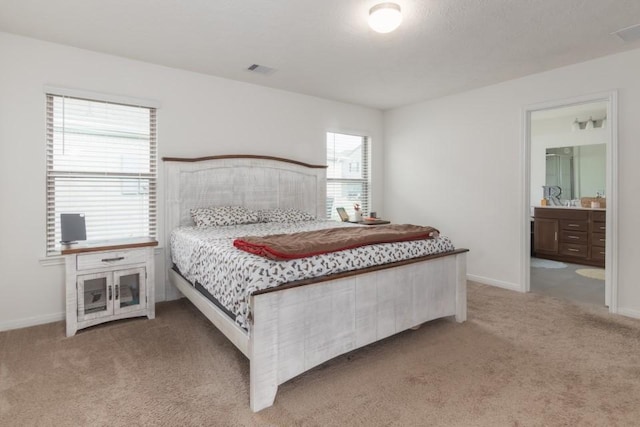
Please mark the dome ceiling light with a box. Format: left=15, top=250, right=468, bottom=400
left=368, top=2, right=402, bottom=33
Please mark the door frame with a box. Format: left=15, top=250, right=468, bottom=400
left=521, top=90, right=618, bottom=312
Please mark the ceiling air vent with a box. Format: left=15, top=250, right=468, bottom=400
left=246, top=64, right=276, bottom=75
left=612, top=23, right=640, bottom=42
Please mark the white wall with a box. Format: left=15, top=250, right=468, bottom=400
left=0, top=32, right=383, bottom=331
left=384, top=47, right=640, bottom=316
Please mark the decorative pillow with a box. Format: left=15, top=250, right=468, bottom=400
left=190, top=206, right=259, bottom=227
left=258, top=208, right=316, bottom=223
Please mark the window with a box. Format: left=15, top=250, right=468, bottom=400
left=326, top=132, right=370, bottom=220
left=46, top=94, right=157, bottom=254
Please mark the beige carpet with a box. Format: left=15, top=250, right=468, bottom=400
left=576, top=268, right=606, bottom=281
left=2, top=282, right=640, bottom=426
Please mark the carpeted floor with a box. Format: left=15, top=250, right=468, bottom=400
left=2, top=282, right=640, bottom=426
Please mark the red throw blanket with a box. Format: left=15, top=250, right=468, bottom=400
left=233, top=224, right=440, bottom=260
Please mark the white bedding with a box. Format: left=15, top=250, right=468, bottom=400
left=170, top=220, right=455, bottom=329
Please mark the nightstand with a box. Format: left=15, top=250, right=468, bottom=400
left=63, top=238, right=158, bottom=337
left=349, top=219, right=391, bottom=225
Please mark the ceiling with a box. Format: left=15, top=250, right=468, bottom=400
left=1, top=0, right=640, bottom=110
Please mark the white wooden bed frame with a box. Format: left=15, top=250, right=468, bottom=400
left=164, top=155, right=467, bottom=412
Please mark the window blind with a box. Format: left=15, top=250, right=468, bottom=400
left=326, top=132, right=370, bottom=220
left=46, top=94, right=157, bottom=254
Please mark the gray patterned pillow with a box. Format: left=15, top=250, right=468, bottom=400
left=258, top=208, right=316, bottom=223
left=190, top=206, right=259, bottom=227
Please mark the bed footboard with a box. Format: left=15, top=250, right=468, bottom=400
left=248, top=250, right=467, bottom=412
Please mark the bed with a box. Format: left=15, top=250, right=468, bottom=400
left=164, top=155, right=468, bottom=412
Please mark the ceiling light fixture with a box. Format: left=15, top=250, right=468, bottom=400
left=368, top=3, right=402, bottom=33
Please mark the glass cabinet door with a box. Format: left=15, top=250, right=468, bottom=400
left=113, top=267, right=146, bottom=314
left=77, top=272, right=113, bottom=321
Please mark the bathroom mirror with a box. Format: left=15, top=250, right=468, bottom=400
left=545, top=144, right=605, bottom=200
left=530, top=101, right=608, bottom=206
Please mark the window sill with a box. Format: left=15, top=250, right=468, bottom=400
left=39, top=255, right=64, bottom=267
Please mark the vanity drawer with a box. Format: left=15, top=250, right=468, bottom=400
left=560, top=243, right=588, bottom=258
left=535, top=208, right=588, bottom=220
left=592, top=232, right=606, bottom=247
left=561, top=230, right=588, bottom=244
left=560, top=220, right=588, bottom=232
left=592, top=211, right=606, bottom=222
left=76, top=249, right=147, bottom=271
left=591, top=247, right=606, bottom=262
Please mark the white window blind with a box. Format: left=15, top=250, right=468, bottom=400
left=326, top=132, right=370, bottom=220
left=46, top=94, right=157, bottom=254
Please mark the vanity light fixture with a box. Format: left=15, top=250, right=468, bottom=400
left=585, top=116, right=594, bottom=130
left=369, top=2, right=402, bottom=33
left=572, top=118, right=580, bottom=132
left=571, top=116, right=606, bottom=131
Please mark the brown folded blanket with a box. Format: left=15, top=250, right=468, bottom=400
left=233, top=224, right=440, bottom=260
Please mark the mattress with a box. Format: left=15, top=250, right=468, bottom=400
left=170, top=220, right=455, bottom=329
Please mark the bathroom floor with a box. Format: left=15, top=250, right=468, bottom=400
left=530, top=258, right=605, bottom=307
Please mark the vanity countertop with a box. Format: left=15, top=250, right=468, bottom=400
left=535, top=206, right=606, bottom=211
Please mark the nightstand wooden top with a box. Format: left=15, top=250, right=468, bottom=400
left=61, top=237, right=158, bottom=255
left=348, top=219, right=391, bottom=225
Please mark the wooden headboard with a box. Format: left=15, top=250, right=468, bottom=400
left=162, top=155, right=327, bottom=297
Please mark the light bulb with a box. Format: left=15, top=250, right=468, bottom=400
left=369, top=3, right=402, bottom=33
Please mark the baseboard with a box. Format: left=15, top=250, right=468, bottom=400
left=164, top=283, right=183, bottom=301
left=0, top=311, right=65, bottom=332
left=616, top=307, right=640, bottom=320
left=467, top=274, right=522, bottom=292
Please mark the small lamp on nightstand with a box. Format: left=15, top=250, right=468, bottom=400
left=60, top=213, right=87, bottom=245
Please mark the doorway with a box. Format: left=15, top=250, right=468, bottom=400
left=522, top=92, right=618, bottom=312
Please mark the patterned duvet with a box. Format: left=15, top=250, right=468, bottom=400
left=170, top=220, right=455, bottom=329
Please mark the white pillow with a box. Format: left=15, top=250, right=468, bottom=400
left=258, top=208, right=316, bottom=223
left=190, top=206, right=259, bottom=227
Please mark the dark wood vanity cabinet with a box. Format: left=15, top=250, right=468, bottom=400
left=591, top=210, right=606, bottom=264
left=533, top=207, right=605, bottom=268
left=534, top=218, right=559, bottom=254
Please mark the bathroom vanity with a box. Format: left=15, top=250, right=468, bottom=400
left=533, top=207, right=605, bottom=268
